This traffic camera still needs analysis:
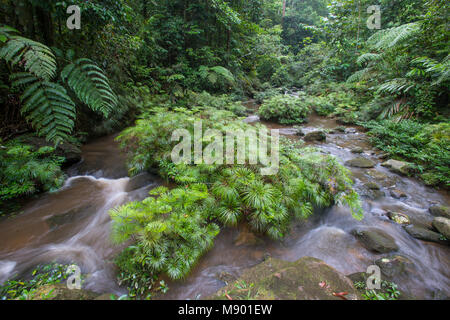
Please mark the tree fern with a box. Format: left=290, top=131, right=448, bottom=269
left=368, top=23, right=421, bottom=50
left=61, top=58, right=117, bottom=117
left=11, top=73, right=76, bottom=144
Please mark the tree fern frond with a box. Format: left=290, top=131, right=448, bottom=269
left=347, top=68, right=373, bottom=83
left=356, top=53, right=381, bottom=65
left=61, top=58, right=117, bottom=117
left=0, top=36, right=57, bottom=80
left=368, top=23, right=420, bottom=50
left=11, top=73, right=76, bottom=144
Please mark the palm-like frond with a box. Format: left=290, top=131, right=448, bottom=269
left=61, top=58, right=117, bottom=117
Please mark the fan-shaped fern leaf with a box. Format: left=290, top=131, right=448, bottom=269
left=11, top=73, right=76, bottom=144
left=368, top=23, right=420, bottom=50
left=61, top=58, right=117, bottom=117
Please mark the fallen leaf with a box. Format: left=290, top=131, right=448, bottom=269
left=319, top=281, right=327, bottom=288
left=332, top=292, right=349, bottom=300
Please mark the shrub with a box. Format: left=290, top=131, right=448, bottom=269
left=361, top=120, right=450, bottom=188
left=258, top=95, right=311, bottom=124
left=0, top=140, right=65, bottom=205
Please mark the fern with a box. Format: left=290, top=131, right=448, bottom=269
left=0, top=36, right=57, bottom=80
left=11, top=73, right=76, bottom=144
left=61, top=58, right=117, bottom=117
left=368, top=23, right=421, bottom=50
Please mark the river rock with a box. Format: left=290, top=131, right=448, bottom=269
left=216, top=271, right=237, bottom=284
left=351, top=228, right=399, bottom=253
left=351, top=147, right=364, bottom=154
left=125, top=172, right=157, bottom=192
left=429, top=205, right=450, bottom=219
left=404, top=225, right=442, bottom=243
left=30, top=283, right=99, bottom=300
left=432, top=217, right=450, bottom=239
left=381, top=159, right=414, bottom=176
left=375, top=255, right=415, bottom=278
left=234, top=225, right=262, bottom=246
left=390, top=189, right=407, bottom=199
left=345, top=157, right=376, bottom=168
left=365, top=182, right=380, bottom=190
left=210, top=257, right=361, bottom=300
left=387, top=212, right=410, bottom=225
left=304, top=131, right=326, bottom=142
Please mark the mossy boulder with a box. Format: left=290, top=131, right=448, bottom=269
left=429, top=206, right=450, bottom=219
left=432, top=217, right=450, bottom=240
left=30, top=284, right=99, bottom=300
left=381, top=159, right=414, bottom=176
left=345, top=157, right=376, bottom=168
left=210, top=257, right=361, bottom=300
left=351, top=228, right=399, bottom=253
left=304, top=131, right=326, bottom=142
left=403, top=225, right=443, bottom=243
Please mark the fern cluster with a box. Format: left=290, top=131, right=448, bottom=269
left=0, top=25, right=117, bottom=144
left=258, top=94, right=311, bottom=124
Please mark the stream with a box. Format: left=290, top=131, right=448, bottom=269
left=0, top=103, right=449, bottom=299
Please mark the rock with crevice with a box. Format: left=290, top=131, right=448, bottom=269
left=387, top=211, right=411, bottom=225
left=390, top=189, right=407, bottom=199
left=210, top=257, right=362, bottom=300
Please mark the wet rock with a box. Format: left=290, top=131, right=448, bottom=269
left=304, top=131, right=326, bottom=142
left=351, top=228, right=399, bottom=253
left=378, top=153, right=389, bottom=160
left=351, top=147, right=364, bottom=154
left=345, top=128, right=357, bottom=134
left=278, top=128, right=300, bottom=136
left=95, top=293, right=116, bottom=300
left=381, top=159, right=414, bottom=176
left=390, top=189, right=407, bottom=199
left=432, top=217, right=450, bottom=240
left=375, top=255, right=415, bottom=278
left=345, top=157, right=376, bottom=168
left=403, top=225, right=443, bottom=243
left=387, top=212, right=410, bottom=225
left=429, top=205, right=450, bottom=219
left=365, top=182, right=380, bottom=190
left=210, top=257, right=361, bottom=300
left=375, top=255, right=416, bottom=284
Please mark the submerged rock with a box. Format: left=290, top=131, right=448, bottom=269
left=381, top=159, right=414, bottom=176
left=432, top=217, right=450, bottom=240
left=210, top=257, right=361, bottom=300
left=351, top=228, right=399, bottom=253
left=429, top=205, right=450, bottom=219
left=365, top=182, right=380, bottom=190
left=345, top=157, right=376, bottom=168
left=403, top=225, right=443, bottom=243
left=304, top=131, right=326, bottom=142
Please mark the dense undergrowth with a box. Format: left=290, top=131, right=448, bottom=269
left=110, top=101, right=362, bottom=298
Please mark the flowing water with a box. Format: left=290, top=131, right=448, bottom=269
left=0, top=105, right=449, bottom=299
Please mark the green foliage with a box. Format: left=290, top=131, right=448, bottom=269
left=0, top=263, right=70, bottom=300
left=258, top=94, right=311, bottom=124
left=0, top=139, right=65, bottom=204
left=0, top=26, right=117, bottom=144
left=361, top=120, right=450, bottom=188
left=361, top=280, right=401, bottom=301
left=110, top=184, right=220, bottom=297
left=186, top=91, right=247, bottom=116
